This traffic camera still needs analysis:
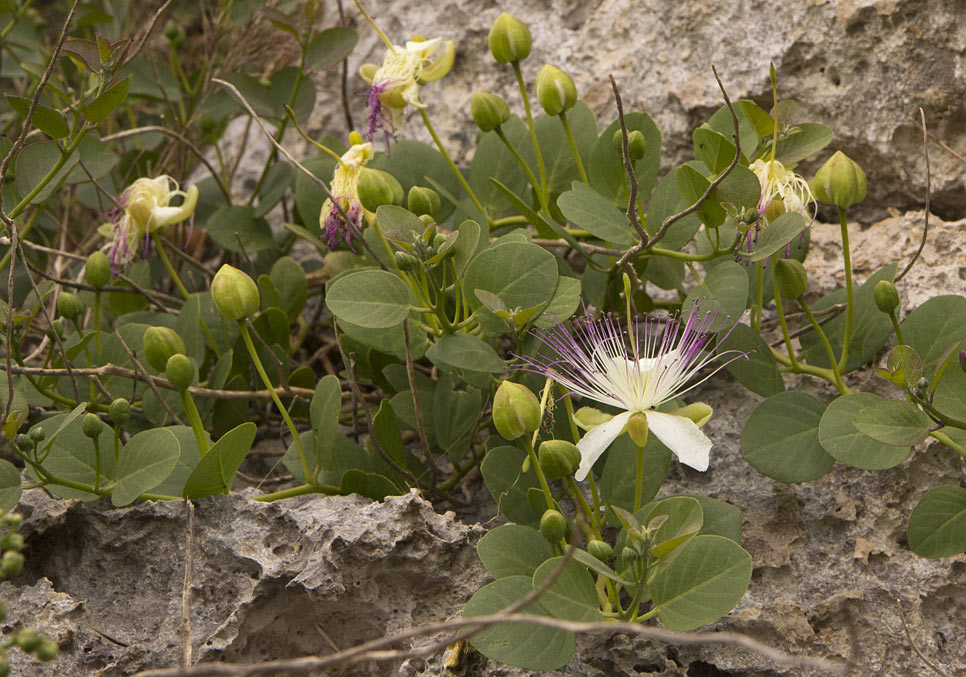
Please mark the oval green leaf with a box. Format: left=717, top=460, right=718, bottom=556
left=557, top=181, right=637, bottom=246
left=851, top=400, right=931, bottom=447
left=819, top=393, right=911, bottom=469
left=112, top=428, right=181, bottom=506
left=427, top=333, right=506, bottom=373
left=326, top=269, right=410, bottom=329
left=907, top=486, right=966, bottom=558
left=463, top=242, right=558, bottom=315
left=0, top=460, right=22, bottom=515
left=741, top=391, right=834, bottom=482
left=477, top=524, right=552, bottom=578
left=744, top=212, right=806, bottom=262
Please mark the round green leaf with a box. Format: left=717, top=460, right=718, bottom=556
left=851, top=400, right=931, bottom=447
left=207, top=205, right=274, bottom=253
left=741, top=391, right=834, bottom=482
left=463, top=242, right=558, bottom=315
left=590, top=111, right=662, bottom=203
left=649, top=534, right=752, bottom=631
left=326, top=270, right=410, bottom=328
left=477, top=524, right=552, bottom=579
left=744, top=212, right=806, bottom=262
left=112, top=428, right=181, bottom=506
left=819, top=393, right=911, bottom=469
left=0, top=459, right=22, bottom=515
left=463, top=576, right=575, bottom=671
left=183, top=422, right=256, bottom=499
left=427, top=333, right=506, bottom=373
left=481, top=445, right=541, bottom=528
left=532, top=557, right=603, bottom=622
left=305, top=27, right=358, bottom=70
left=907, top=486, right=966, bottom=558
left=557, top=182, right=637, bottom=246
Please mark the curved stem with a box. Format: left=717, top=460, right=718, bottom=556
left=417, top=108, right=486, bottom=217
left=152, top=233, right=221, bottom=357
left=254, top=482, right=340, bottom=502
left=799, top=300, right=849, bottom=395
left=523, top=436, right=555, bottom=513
left=771, top=254, right=799, bottom=368
left=559, top=111, right=588, bottom=184
left=836, top=207, right=854, bottom=372
left=239, top=322, right=312, bottom=482
left=512, top=61, right=549, bottom=203
left=495, top=126, right=548, bottom=214
left=179, top=390, right=209, bottom=455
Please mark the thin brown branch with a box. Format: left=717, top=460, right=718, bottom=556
left=617, top=65, right=742, bottom=269
left=211, top=78, right=389, bottom=270
left=896, top=598, right=948, bottom=677
left=403, top=318, right=436, bottom=489
left=181, top=500, right=195, bottom=668
left=897, top=108, right=930, bottom=282
left=101, top=126, right=231, bottom=203
left=610, top=75, right=648, bottom=242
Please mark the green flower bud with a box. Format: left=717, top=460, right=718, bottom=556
left=471, top=92, right=511, bottom=132
left=35, top=637, right=59, bottom=662
left=621, top=545, right=639, bottom=563
left=625, top=412, right=649, bottom=447
left=775, top=258, right=809, bottom=299
left=15, top=627, right=40, bottom=652
left=873, top=280, right=900, bottom=314
left=1, top=514, right=21, bottom=529
left=211, top=264, right=259, bottom=322
left=811, top=150, right=867, bottom=209
left=407, top=186, right=441, bottom=217
left=538, top=439, right=581, bottom=481
left=488, top=13, right=532, bottom=64
left=109, top=397, right=131, bottom=426
left=418, top=214, right=435, bottom=228
left=27, top=426, right=45, bottom=443
left=46, top=319, right=64, bottom=341
left=81, top=413, right=102, bottom=439
left=143, top=326, right=187, bottom=373
left=535, top=65, right=577, bottom=116
left=1, top=533, right=23, bottom=552
left=357, top=168, right=403, bottom=212
left=56, top=291, right=84, bottom=320
left=13, top=435, right=31, bottom=452
left=612, top=129, right=646, bottom=161
left=539, top=509, right=567, bottom=543
left=432, top=233, right=448, bottom=251
left=394, top=250, right=421, bottom=272
left=587, top=539, right=614, bottom=562
left=492, top=381, right=540, bottom=440
left=163, top=20, right=185, bottom=48
left=85, top=251, right=111, bottom=289
left=1, top=550, right=24, bottom=577
left=165, top=354, right=195, bottom=392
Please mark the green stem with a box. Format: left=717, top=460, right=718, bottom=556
left=565, top=476, right=600, bottom=539
left=495, top=126, right=548, bottom=214
left=93, top=290, right=102, bottom=355
left=417, top=108, right=486, bottom=217
left=522, top=436, right=555, bottom=513
left=752, top=262, right=764, bottom=334
left=771, top=254, right=799, bottom=369
left=559, top=111, right=588, bottom=184
left=800, top=300, right=849, bottom=395
left=179, top=389, right=209, bottom=455
left=92, top=435, right=101, bottom=494
left=239, top=322, right=311, bottom=482
left=633, top=443, right=644, bottom=513
left=512, top=61, right=549, bottom=203
left=254, top=482, right=340, bottom=502
left=152, top=233, right=221, bottom=357
left=930, top=430, right=966, bottom=458
left=890, top=312, right=905, bottom=345
left=837, top=207, right=854, bottom=372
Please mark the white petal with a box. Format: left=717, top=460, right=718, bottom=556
left=644, top=410, right=712, bottom=471
left=575, top=411, right=632, bottom=481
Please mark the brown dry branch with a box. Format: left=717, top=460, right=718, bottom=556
left=897, top=108, right=930, bottom=282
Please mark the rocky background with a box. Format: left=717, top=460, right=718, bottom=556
left=2, top=0, right=965, bottom=675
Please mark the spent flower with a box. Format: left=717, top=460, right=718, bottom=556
left=749, top=158, right=816, bottom=223
left=360, top=37, right=455, bottom=146
left=320, top=139, right=374, bottom=251
left=517, top=307, right=747, bottom=481
left=98, top=175, right=198, bottom=273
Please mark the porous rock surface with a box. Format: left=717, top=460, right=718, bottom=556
left=313, top=0, right=965, bottom=223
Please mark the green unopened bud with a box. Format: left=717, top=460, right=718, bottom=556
left=394, top=251, right=421, bottom=272
left=56, top=291, right=84, bottom=320
left=35, top=637, right=58, bottom=662
left=587, top=539, right=614, bottom=562
left=775, top=258, right=809, bottom=299
left=407, top=186, right=441, bottom=217
left=13, top=435, right=31, bottom=452
left=165, top=354, right=195, bottom=392
left=621, top=545, right=639, bottom=563
left=15, top=627, right=39, bottom=652
left=357, top=168, right=403, bottom=212
left=535, top=65, right=577, bottom=116
left=488, top=13, right=532, bottom=64
left=625, top=412, right=649, bottom=447
left=492, top=381, right=540, bottom=440
left=81, top=413, right=102, bottom=439
left=539, top=509, right=567, bottom=543
left=612, top=129, right=646, bottom=161
left=0, top=533, right=23, bottom=552
left=143, top=326, right=186, bottom=373
left=109, top=397, right=131, bottom=425
left=812, top=150, right=867, bottom=209
left=86, top=251, right=111, bottom=289
left=1, top=514, right=21, bottom=529
left=1, top=550, right=24, bottom=577
left=27, top=426, right=45, bottom=443
left=163, top=20, right=185, bottom=48
left=873, top=280, right=900, bottom=314
left=471, top=92, right=511, bottom=132
left=538, top=439, right=581, bottom=481
left=211, top=264, right=259, bottom=322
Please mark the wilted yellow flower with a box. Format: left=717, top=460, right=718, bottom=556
left=320, top=140, right=374, bottom=250
left=749, top=158, right=815, bottom=222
